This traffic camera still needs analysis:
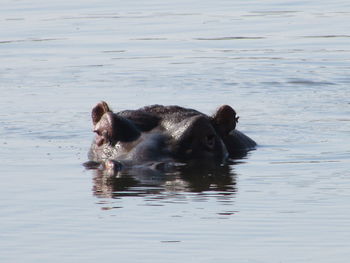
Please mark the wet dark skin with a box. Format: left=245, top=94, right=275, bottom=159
left=87, top=101, right=256, bottom=173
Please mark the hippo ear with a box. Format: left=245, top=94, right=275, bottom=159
left=92, top=101, right=111, bottom=125
left=212, top=105, right=239, bottom=136
left=94, top=112, right=141, bottom=146
left=93, top=112, right=115, bottom=146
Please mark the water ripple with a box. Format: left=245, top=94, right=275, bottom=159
left=195, top=36, right=265, bottom=40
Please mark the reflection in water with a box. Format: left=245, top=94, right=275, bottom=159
left=90, top=162, right=237, bottom=199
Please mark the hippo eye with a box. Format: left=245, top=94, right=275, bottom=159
left=205, top=134, right=215, bottom=148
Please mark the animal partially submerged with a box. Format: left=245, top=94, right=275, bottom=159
left=87, top=101, right=256, bottom=172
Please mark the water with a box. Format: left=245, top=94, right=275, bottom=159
left=1, top=0, right=350, bottom=262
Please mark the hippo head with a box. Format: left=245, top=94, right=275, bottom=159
left=88, top=101, right=254, bottom=170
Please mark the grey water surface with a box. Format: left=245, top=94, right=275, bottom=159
left=1, top=0, right=350, bottom=262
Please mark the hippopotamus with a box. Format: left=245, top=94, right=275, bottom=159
left=87, top=101, right=256, bottom=172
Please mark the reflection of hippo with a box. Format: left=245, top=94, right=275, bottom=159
left=92, top=163, right=237, bottom=198
left=87, top=101, right=256, bottom=171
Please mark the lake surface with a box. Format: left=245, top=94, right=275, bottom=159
left=1, top=0, right=350, bottom=262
